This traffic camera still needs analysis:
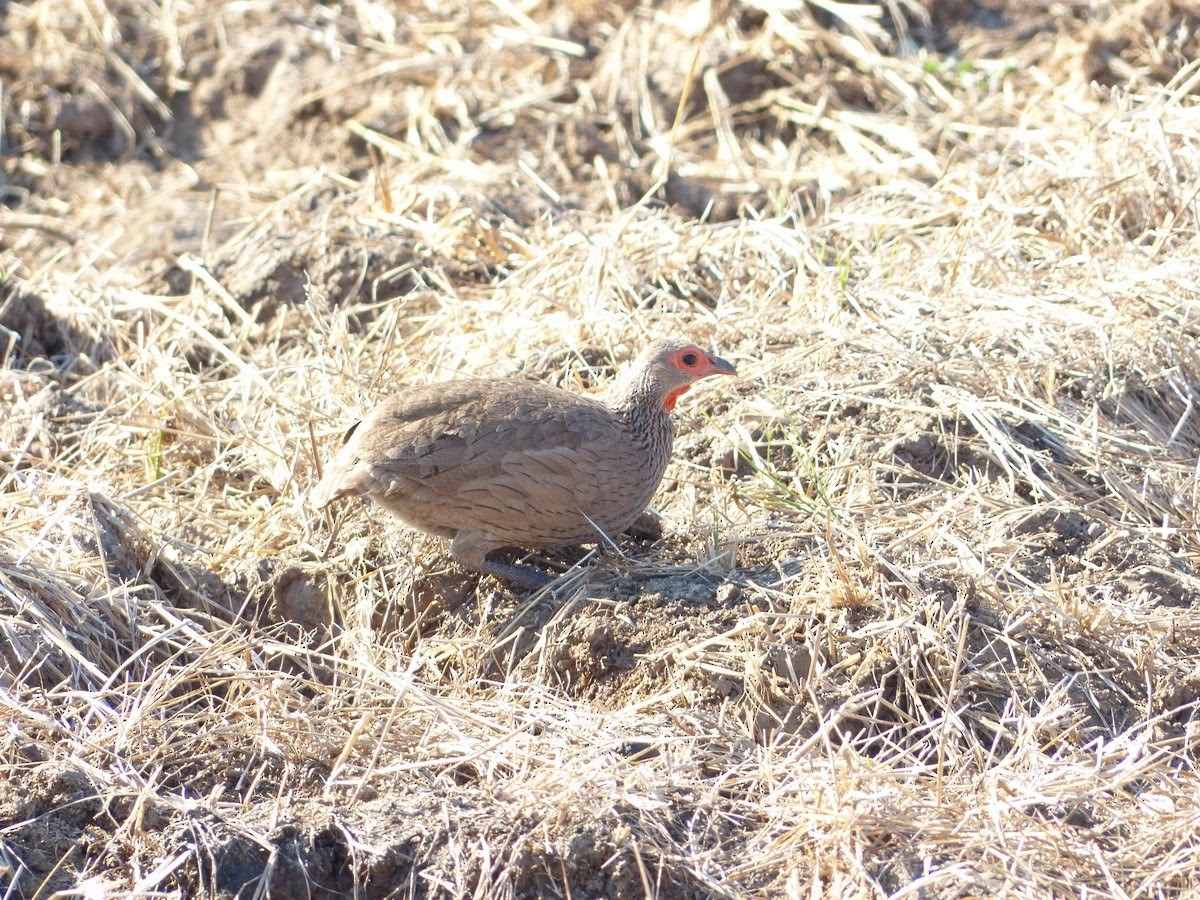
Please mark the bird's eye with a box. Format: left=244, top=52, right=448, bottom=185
left=681, top=352, right=699, bottom=367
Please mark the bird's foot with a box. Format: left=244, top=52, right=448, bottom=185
left=480, top=556, right=554, bottom=591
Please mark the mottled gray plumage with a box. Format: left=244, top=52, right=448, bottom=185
left=311, top=339, right=736, bottom=588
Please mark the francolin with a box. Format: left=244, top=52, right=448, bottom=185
left=311, top=339, right=737, bottom=588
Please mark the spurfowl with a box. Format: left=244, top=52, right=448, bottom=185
left=311, top=339, right=736, bottom=588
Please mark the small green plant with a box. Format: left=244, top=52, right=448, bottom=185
left=1100, top=353, right=1127, bottom=401
left=922, top=54, right=1018, bottom=89
left=145, top=427, right=165, bottom=482
left=715, top=417, right=836, bottom=518
left=835, top=246, right=853, bottom=294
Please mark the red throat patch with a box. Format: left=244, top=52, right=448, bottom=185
left=665, top=385, right=691, bottom=411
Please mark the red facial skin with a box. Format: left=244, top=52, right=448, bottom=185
left=663, top=346, right=737, bottom=411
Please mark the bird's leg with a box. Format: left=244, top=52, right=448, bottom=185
left=451, top=531, right=554, bottom=590
left=624, top=510, right=663, bottom=542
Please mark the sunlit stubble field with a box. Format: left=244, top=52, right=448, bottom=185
left=2, top=0, right=1200, bottom=896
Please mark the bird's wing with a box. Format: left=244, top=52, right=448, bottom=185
left=313, top=380, right=627, bottom=516
left=453, top=402, right=628, bottom=536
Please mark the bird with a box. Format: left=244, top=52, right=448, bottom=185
left=310, top=339, right=737, bottom=589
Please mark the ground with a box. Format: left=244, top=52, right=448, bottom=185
left=1, top=0, right=1199, bottom=897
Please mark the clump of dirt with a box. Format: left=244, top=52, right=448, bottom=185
left=0, top=288, right=101, bottom=365
left=0, top=763, right=111, bottom=896
left=537, top=613, right=641, bottom=698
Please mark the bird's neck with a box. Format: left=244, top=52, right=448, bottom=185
left=607, top=374, right=676, bottom=449
left=609, top=370, right=668, bottom=418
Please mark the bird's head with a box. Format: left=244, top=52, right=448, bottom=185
left=626, top=339, right=738, bottom=412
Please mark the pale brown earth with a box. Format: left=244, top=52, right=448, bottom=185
left=2, top=0, right=1200, bottom=897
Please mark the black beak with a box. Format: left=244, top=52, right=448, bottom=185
left=707, top=353, right=737, bottom=376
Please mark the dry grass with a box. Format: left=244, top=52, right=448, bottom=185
left=2, top=0, right=1200, bottom=896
